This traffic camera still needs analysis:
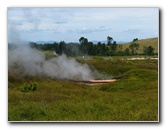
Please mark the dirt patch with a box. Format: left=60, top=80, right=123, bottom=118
left=89, top=79, right=116, bottom=83
left=74, top=79, right=117, bottom=86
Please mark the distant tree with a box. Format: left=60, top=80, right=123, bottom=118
left=92, top=44, right=98, bottom=55
left=143, top=46, right=154, bottom=55
left=59, top=41, right=66, bottom=54
left=97, top=42, right=101, bottom=48
left=95, top=43, right=109, bottom=56
left=96, top=42, right=102, bottom=55
left=133, top=38, right=138, bottom=42
left=108, top=41, right=116, bottom=55
left=111, top=41, right=117, bottom=51
left=129, top=41, right=139, bottom=55
left=101, top=43, right=107, bottom=55
left=79, top=37, right=88, bottom=44
left=79, top=37, right=84, bottom=44
left=87, top=42, right=94, bottom=55
left=125, top=48, right=130, bottom=55
left=107, top=36, right=113, bottom=45
left=53, top=42, right=60, bottom=54
left=79, top=37, right=89, bottom=54
left=64, top=43, right=80, bottom=56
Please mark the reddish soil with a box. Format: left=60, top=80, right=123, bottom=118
left=88, top=79, right=116, bottom=83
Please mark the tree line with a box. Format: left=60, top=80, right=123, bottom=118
left=29, top=36, right=156, bottom=56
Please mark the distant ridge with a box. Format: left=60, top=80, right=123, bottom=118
left=33, top=37, right=158, bottom=54
left=116, top=37, right=158, bottom=54
left=90, top=40, right=128, bottom=44
left=35, top=40, right=56, bottom=44
left=34, top=40, right=129, bottom=44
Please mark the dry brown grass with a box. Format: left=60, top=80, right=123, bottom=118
left=117, top=37, right=158, bottom=54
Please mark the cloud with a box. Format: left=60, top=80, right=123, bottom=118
left=123, top=29, right=142, bottom=34
left=55, top=21, right=67, bottom=24
left=67, top=26, right=111, bottom=34
left=8, top=8, right=158, bottom=42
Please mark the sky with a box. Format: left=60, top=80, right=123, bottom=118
left=8, top=8, right=159, bottom=43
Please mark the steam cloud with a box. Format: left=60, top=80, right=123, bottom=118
left=8, top=45, right=95, bottom=81
left=8, top=9, right=108, bottom=81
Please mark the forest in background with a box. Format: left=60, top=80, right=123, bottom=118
left=9, top=37, right=158, bottom=57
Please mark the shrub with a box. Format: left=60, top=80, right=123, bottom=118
left=20, top=81, right=38, bottom=93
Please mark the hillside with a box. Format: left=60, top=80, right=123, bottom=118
left=117, top=37, right=158, bottom=54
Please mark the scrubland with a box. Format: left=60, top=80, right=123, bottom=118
left=8, top=56, right=158, bottom=121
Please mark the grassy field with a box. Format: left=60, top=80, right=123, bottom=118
left=8, top=56, right=158, bottom=121
left=117, top=37, right=158, bottom=54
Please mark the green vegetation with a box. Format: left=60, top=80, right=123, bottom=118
left=20, top=81, right=38, bottom=93
left=27, top=37, right=158, bottom=56
left=8, top=56, right=158, bottom=121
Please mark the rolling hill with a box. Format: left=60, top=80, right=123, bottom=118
left=117, top=37, right=158, bottom=54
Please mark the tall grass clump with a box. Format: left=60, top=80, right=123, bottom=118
left=20, top=81, right=38, bottom=93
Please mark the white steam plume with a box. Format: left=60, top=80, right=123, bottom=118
left=8, top=8, right=106, bottom=81
left=8, top=45, right=94, bottom=81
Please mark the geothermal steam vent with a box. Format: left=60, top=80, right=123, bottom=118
left=9, top=45, right=117, bottom=84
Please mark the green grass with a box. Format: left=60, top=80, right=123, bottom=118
left=8, top=56, right=158, bottom=121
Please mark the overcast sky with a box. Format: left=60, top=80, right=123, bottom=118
left=8, top=8, right=159, bottom=43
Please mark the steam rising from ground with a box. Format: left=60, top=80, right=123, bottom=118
left=8, top=45, right=96, bottom=81
left=8, top=9, right=109, bottom=81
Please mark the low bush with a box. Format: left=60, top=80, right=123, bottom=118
left=20, top=81, right=38, bottom=93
